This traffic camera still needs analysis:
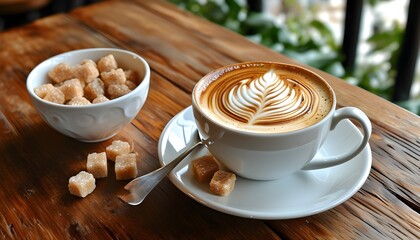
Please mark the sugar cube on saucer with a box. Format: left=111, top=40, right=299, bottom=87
left=210, top=171, right=236, bottom=196
left=191, top=155, right=219, bottom=183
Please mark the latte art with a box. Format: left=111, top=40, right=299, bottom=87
left=195, top=63, right=334, bottom=133
left=217, top=70, right=316, bottom=125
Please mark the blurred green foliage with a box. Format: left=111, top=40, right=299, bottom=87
left=169, top=0, right=419, bottom=114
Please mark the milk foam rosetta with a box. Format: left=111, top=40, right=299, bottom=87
left=198, top=65, right=333, bottom=133
left=221, top=70, right=314, bottom=125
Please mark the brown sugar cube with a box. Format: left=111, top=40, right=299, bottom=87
left=210, top=171, right=236, bottom=196
left=59, top=78, right=84, bottom=101
left=86, top=152, right=108, bottom=178
left=74, top=59, right=99, bottom=84
left=81, top=59, right=97, bottom=68
left=107, top=84, right=131, bottom=99
left=48, top=62, right=74, bottom=83
left=97, top=54, right=118, bottom=73
left=100, top=68, right=126, bottom=86
left=43, top=87, right=65, bottom=104
left=59, top=79, right=85, bottom=89
left=34, top=83, right=54, bottom=98
left=106, top=140, right=131, bottom=161
left=67, top=96, right=91, bottom=106
left=92, top=95, right=110, bottom=104
left=124, top=70, right=139, bottom=83
left=115, top=153, right=138, bottom=180
left=125, top=80, right=137, bottom=90
left=84, top=78, right=105, bottom=101
left=191, top=155, right=219, bottom=183
left=68, top=171, right=96, bottom=198
left=77, top=78, right=86, bottom=88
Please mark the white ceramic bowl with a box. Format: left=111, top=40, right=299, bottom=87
left=27, top=48, right=150, bottom=142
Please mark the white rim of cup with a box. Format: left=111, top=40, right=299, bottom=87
left=26, top=48, right=150, bottom=109
left=192, top=61, right=337, bottom=137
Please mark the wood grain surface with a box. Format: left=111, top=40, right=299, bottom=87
left=0, top=0, right=418, bottom=239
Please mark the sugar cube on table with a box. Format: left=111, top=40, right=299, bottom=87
left=98, top=54, right=118, bottom=73
left=107, top=84, right=131, bottom=99
left=191, top=155, right=219, bottom=183
left=68, top=171, right=96, bottom=198
left=74, top=59, right=99, bottom=84
left=59, top=78, right=84, bottom=101
left=115, top=153, right=138, bottom=180
left=86, top=152, right=108, bottom=178
left=101, top=68, right=126, bottom=86
left=48, top=62, right=74, bottom=83
left=210, top=171, right=236, bottom=196
left=106, top=140, right=131, bottom=161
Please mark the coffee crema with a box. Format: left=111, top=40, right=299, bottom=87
left=195, top=63, right=334, bottom=133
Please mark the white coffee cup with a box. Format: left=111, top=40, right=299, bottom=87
left=192, top=62, right=371, bottom=180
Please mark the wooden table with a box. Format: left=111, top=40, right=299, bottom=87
left=0, top=0, right=418, bottom=239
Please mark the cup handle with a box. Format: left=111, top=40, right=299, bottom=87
left=302, top=107, right=372, bottom=170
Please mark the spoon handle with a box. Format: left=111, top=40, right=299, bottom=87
left=147, top=141, right=203, bottom=183
left=120, top=141, right=202, bottom=205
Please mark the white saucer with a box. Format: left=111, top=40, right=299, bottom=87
left=158, top=106, right=372, bottom=220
